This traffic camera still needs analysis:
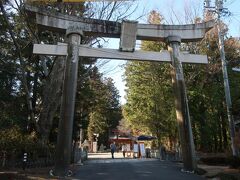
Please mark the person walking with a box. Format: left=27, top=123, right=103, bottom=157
left=110, top=142, right=116, bottom=159
left=160, top=145, right=166, bottom=160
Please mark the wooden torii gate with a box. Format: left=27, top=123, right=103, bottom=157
left=26, top=5, right=214, bottom=176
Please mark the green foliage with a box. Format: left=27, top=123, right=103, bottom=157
left=0, top=127, right=37, bottom=155
left=86, top=67, right=121, bottom=146
left=123, top=10, right=240, bottom=153
left=0, top=127, right=25, bottom=153
left=0, top=126, right=55, bottom=165
left=200, top=156, right=227, bottom=165
left=123, top=60, right=177, bottom=146
left=216, top=173, right=240, bottom=180
left=123, top=11, right=177, bottom=148
left=227, top=156, right=240, bottom=168
left=1, top=1, right=123, bottom=155
left=183, top=30, right=240, bottom=152
left=199, top=156, right=240, bottom=169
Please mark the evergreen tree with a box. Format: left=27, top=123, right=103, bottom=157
left=123, top=10, right=178, bottom=148
left=87, top=67, right=121, bottom=147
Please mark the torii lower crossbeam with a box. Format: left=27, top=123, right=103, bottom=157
left=33, top=44, right=208, bottom=64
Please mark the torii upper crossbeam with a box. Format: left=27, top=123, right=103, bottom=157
left=25, top=5, right=214, bottom=42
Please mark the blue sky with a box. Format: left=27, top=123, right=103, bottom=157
left=99, top=0, right=240, bottom=105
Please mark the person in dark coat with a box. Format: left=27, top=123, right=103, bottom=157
left=110, top=142, right=117, bottom=159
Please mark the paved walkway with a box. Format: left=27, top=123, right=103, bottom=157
left=86, top=152, right=157, bottom=164
left=88, top=152, right=123, bottom=160
left=76, top=152, right=233, bottom=179
left=0, top=153, right=237, bottom=179
left=74, top=155, right=204, bottom=180
left=88, top=152, right=130, bottom=159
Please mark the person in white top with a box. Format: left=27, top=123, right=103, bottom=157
left=122, top=144, right=127, bottom=158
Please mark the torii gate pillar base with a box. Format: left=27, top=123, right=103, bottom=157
left=54, top=27, right=83, bottom=177
left=167, top=36, right=197, bottom=172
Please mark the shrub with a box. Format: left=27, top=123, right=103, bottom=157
left=0, top=126, right=55, bottom=168
left=227, top=156, right=240, bottom=169
left=0, top=126, right=25, bottom=156
left=200, top=156, right=227, bottom=165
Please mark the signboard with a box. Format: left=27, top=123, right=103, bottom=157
left=92, top=142, right=97, bottom=153
left=126, top=144, right=131, bottom=151
left=120, top=21, right=137, bottom=52
left=133, top=144, right=138, bottom=153
left=139, top=143, right=145, bottom=157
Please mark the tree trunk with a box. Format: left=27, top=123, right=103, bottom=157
left=221, top=111, right=228, bottom=150
left=199, top=103, right=208, bottom=152
left=218, top=113, right=223, bottom=152
left=214, top=134, right=218, bottom=153
left=37, top=56, right=65, bottom=144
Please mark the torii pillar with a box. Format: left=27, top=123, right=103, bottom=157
left=54, top=26, right=83, bottom=177
left=167, top=36, right=196, bottom=171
